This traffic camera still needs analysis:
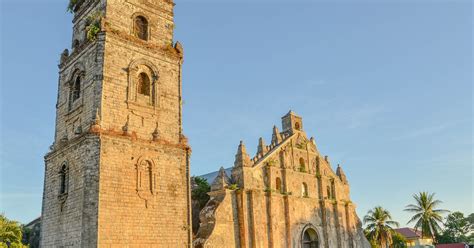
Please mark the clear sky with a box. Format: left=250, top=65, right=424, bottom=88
left=1, top=0, right=472, bottom=226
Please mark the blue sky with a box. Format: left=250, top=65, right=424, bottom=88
left=1, top=0, right=472, bottom=225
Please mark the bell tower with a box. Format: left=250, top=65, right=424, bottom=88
left=40, top=0, right=191, bottom=246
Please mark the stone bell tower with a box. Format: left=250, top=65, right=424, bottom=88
left=40, top=0, right=191, bottom=246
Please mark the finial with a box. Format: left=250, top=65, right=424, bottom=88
left=272, top=125, right=282, bottom=145
left=152, top=122, right=159, bottom=141
left=336, top=164, right=348, bottom=184
left=60, top=49, right=69, bottom=64
left=210, top=166, right=231, bottom=191
left=234, top=140, right=251, bottom=167
left=257, top=137, right=268, bottom=156
left=90, top=108, right=101, bottom=133
left=94, top=108, right=100, bottom=124
left=122, top=115, right=130, bottom=135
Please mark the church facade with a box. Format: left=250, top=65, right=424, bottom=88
left=194, top=111, right=370, bottom=248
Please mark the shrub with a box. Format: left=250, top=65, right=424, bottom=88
left=85, top=11, right=103, bottom=41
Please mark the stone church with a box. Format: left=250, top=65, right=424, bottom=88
left=39, top=0, right=369, bottom=247
left=193, top=112, right=370, bottom=248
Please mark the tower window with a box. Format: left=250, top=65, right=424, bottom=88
left=299, top=157, right=306, bottom=172
left=295, top=122, right=301, bottom=130
left=148, top=163, right=153, bottom=194
left=302, top=182, right=308, bottom=197
left=134, top=16, right=148, bottom=41
left=327, top=186, right=331, bottom=199
left=276, top=177, right=282, bottom=193
left=316, top=157, right=320, bottom=175
left=59, top=163, right=69, bottom=195
left=331, top=180, right=336, bottom=200
left=137, top=72, right=151, bottom=96
left=72, top=76, right=81, bottom=102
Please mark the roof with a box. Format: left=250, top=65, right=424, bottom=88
left=394, top=228, right=422, bottom=239
left=25, top=216, right=41, bottom=228
left=197, top=167, right=232, bottom=183
left=436, top=244, right=468, bottom=248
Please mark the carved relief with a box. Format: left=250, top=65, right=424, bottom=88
left=135, top=157, right=157, bottom=207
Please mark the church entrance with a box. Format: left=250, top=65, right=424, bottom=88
left=302, top=227, right=319, bottom=248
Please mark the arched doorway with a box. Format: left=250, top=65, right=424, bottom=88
left=302, top=227, right=319, bottom=248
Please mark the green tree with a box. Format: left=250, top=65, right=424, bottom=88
left=0, top=214, right=26, bottom=248
left=391, top=231, right=408, bottom=248
left=436, top=212, right=473, bottom=244
left=363, top=206, right=400, bottom=248
left=191, top=176, right=211, bottom=209
left=191, top=176, right=211, bottom=235
left=468, top=213, right=474, bottom=244
left=404, top=192, right=448, bottom=240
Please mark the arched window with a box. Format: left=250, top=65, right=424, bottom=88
left=134, top=16, right=148, bottom=40
left=147, top=163, right=153, bottom=194
left=299, top=157, right=306, bottom=172
left=276, top=177, right=282, bottom=193
left=295, top=122, right=301, bottom=130
left=137, top=160, right=155, bottom=196
left=316, top=157, right=321, bottom=175
left=302, top=228, right=319, bottom=248
left=302, top=182, right=308, bottom=197
left=72, top=76, right=81, bottom=102
left=72, top=39, right=80, bottom=50
left=331, top=180, right=336, bottom=200
left=59, top=163, right=69, bottom=195
left=327, top=186, right=331, bottom=199
left=137, top=72, right=151, bottom=96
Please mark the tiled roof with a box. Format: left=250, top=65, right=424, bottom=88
left=436, top=243, right=468, bottom=248
left=394, top=228, right=422, bottom=239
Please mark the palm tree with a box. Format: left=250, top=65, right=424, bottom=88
left=404, top=191, right=448, bottom=240
left=364, top=206, right=400, bottom=248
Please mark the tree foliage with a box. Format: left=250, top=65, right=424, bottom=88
left=391, top=231, right=408, bottom=248
left=363, top=206, right=399, bottom=248
left=191, top=176, right=211, bottom=209
left=22, top=223, right=40, bottom=248
left=67, top=0, right=99, bottom=13
left=404, top=191, right=448, bottom=239
left=436, top=211, right=474, bottom=244
left=0, top=214, right=26, bottom=248
left=85, top=11, right=103, bottom=41
left=67, top=0, right=83, bottom=13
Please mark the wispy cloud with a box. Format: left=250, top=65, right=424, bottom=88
left=392, top=122, right=455, bottom=141
left=336, top=105, right=386, bottom=129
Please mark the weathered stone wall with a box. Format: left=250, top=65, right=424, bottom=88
left=97, top=135, right=189, bottom=246
left=41, top=0, right=191, bottom=246
left=41, top=2, right=105, bottom=246
left=41, top=136, right=100, bottom=247
left=53, top=2, right=105, bottom=145
left=194, top=191, right=239, bottom=248
left=101, top=0, right=183, bottom=143
left=96, top=0, right=190, bottom=244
